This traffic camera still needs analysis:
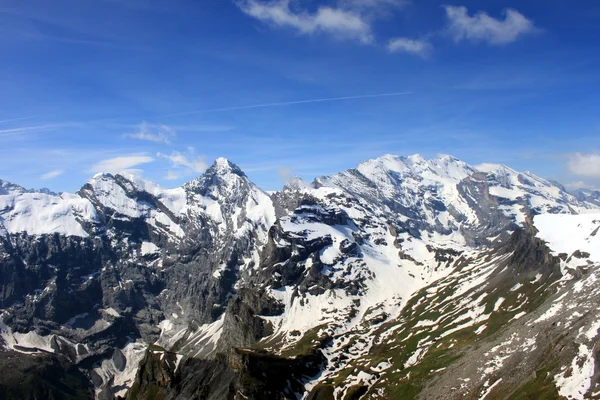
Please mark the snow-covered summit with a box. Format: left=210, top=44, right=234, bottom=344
left=206, top=157, right=246, bottom=178
left=212, top=157, right=243, bottom=175
left=0, top=179, right=28, bottom=195
left=0, top=179, right=57, bottom=196
left=2, top=154, right=597, bottom=241
left=0, top=188, right=97, bottom=237
left=354, top=153, right=475, bottom=183
left=283, top=176, right=311, bottom=191
left=184, top=158, right=250, bottom=197
left=572, top=188, right=600, bottom=207
left=0, top=158, right=272, bottom=239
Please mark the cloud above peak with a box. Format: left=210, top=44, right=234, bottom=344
left=40, top=169, right=64, bottom=180
left=236, top=0, right=375, bottom=43
left=158, top=149, right=208, bottom=177
left=444, top=6, right=537, bottom=45
left=89, top=155, right=154, bottom=174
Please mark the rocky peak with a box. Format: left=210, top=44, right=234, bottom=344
left=572, top=188, right=600, bottom=206
left=0, top=179, right=54, bottom=196
left=78, top=173, right=139, bottom=206
left=0, top=179, right=28, bottom=195
left=212, top=157, right=244, bottom=175
left=204, top=157, right=246, bottom=180
left=283, top=176, right=311, bottom=191
left=184, top=158, right=256, bottom=205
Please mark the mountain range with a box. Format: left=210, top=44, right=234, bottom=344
left=0, top=154, right=599, bottom=400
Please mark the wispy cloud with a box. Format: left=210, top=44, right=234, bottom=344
left=444, top=6, right=537, bottom=45
left=565, top=181, right=592, bottom=190
left=157, top=149, right=208, bottom=174
left=0, top=6, right=154, bottom=52
left=236, top=0, right=374, bottom=44
left=164, top=170, right=180, bottom=180
left=0, top=116, right=37, bottom=124
left=40, top=169, right=64, bottom=180
left=165, top=91, right=412, bottom=117
left=124, top=122, right=175, bottom=144
left=277, top=167, right=293, bottom=181
left=387, top=37, right=432, bottom=57
left=567, top=153, right=600, bottom=178
left=0, top=123, right=74, bottom=137
left=89, top=155, right=154, bottom=174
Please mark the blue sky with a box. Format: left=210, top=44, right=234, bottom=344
left=1, top=0, right=599, bottom=192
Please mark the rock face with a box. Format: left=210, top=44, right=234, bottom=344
left=0, top=158, right=275, bottom=398
left=1, top=154, right=599, bottom=400
left=0, top=348, right=94, bottom=400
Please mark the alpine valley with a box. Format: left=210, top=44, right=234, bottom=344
left=1, top=154, right=599, bottom=400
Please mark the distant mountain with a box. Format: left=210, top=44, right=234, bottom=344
left=571, top=187, right=600, bottom=207
left=0, top=178, right=58, bottom=196
left=0, top=154, right=599, bottom=400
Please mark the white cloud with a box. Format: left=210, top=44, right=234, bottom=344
left=0, top=123, right=77, bottom=137
left=567, top=153, right=600, bottom=178
left=444, top=5, right=536, bottom=45
left=565, top=181, right=591, bottom=190
left=388, top=37, right=431, bottom=57
left=277, top=167, right=293, bottom=181
left=164, top=170, right=180, bottom=180
left=124, top=122, right=175, bottom=144
left=236, top=0, right=374, bottom=43
left=40, top=169, right=64, bottom=180
left=158, top=150, right=208, bottom=174
left=89, top=155, right=154, bottom=174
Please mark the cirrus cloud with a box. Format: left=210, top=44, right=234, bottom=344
left=40, top=169, right=64, bottom=180
left=89, top=155, right=154, bottom=174
left=124, top=122, right=175, bottom=144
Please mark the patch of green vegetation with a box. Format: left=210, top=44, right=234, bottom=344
left=379, top=344, right=461, bottom=399
left=344, top=385, right=369, bottom=400
left=278, top=324, right=329, bottom=358
left=305, top=248, right=565, bottom=399
left=128, top=382, right=167, bottom=400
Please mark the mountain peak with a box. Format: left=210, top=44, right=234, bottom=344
left=0, top=179, right=58, bottom=196
left=90, top=172, right=115, bottom=181
left=207, top=157, right=245, bottom=177
left=358, top=154, right=409, bottom=175
left=184, top=157, right=251, bottom=197
left=0, top=179, right=28, bottom=195
left=407, top=153, right=426, bottom=163
left=437, top=154, right=459, bottom=162
left=283, top=176, right=310, bottom=191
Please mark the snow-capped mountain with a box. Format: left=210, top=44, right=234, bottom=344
left=0, top=154, right=599, bottom=400
left=572, top=187, right=600, bottom=207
